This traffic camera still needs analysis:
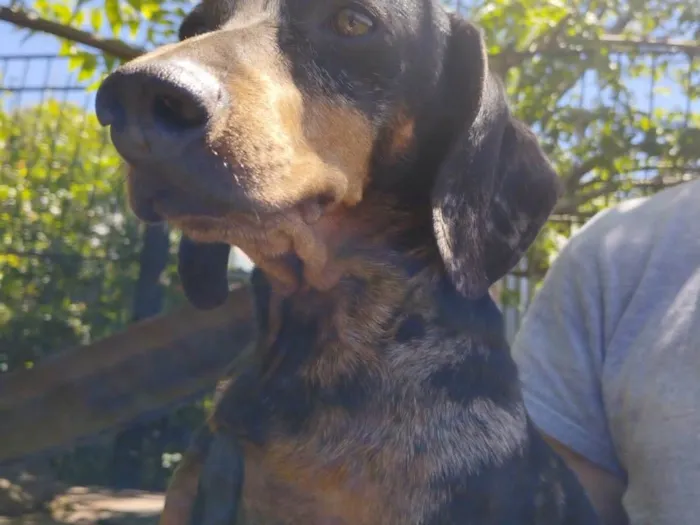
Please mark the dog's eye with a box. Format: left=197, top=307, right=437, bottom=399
left=331, top=7, right=375, bottom=38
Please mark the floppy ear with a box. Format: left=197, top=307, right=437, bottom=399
left=432, top=16, right=562, bottom=299
left=178, top=3, right=206, bottom=41
left=178, top=236, right=231, bottom=310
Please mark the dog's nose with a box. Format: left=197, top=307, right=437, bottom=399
left=95, top=61, right=225, bottom=160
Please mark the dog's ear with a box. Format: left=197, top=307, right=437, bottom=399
left=178, top=4, right=206, bottom=41
left=432, top=16, right=562, bottom=299
left=178, top=236, right=231, bottom=310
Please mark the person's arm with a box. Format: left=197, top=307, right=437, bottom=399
left=511, top=229, right=628, bottom=525
left=542, top=433, right=628, bottom=525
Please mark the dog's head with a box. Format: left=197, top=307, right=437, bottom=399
left=96, top=0, right=561, bottom=309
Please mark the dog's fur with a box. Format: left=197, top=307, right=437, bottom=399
left=97, top=0, right=601, bottom=523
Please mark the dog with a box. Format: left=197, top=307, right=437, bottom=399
left=95, top=0, right=601, bottom=523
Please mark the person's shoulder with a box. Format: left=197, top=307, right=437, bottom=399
left=563, top=179, right=700, bottom=260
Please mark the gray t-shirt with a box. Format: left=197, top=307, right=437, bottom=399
left=512, top=179, right=700, bottom=525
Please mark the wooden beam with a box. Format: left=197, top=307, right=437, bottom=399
left=0, top=285, right=255, bottom=466
left=0, top=6, right=143, bottom=60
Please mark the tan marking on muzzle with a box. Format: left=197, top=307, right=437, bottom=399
left=208, top=54, right=375, bottom=211
left=297, top=98, right=376, bottom=207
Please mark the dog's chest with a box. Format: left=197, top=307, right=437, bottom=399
left=209, top=298, right=424, bottom=523
left=226, top=373, right=447, bottom=525
left=210, top=295, right=537, bottom=525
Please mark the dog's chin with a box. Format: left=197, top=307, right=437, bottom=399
left=152, top=197, right=317, bottom=258
left=127, top=175, right=237, bottom=225
left=169, top=214, right=279, bottom=243
left=127, top=165, right=333, bottom=226
left=128, top=169, right=338, bottom=289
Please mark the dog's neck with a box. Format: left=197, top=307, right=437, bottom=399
left=252, top=188, right=436, bottom=291
left=251, top=195, right=506, bottom=387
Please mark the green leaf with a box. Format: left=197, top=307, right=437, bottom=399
left=142, top=0, right=162, bottom=19
left=77, top=54, right=98, bottom=82
left=103, top=54, right=117, bottom=72
left=105, top=0, right=123, bottom=36
left=33, top=0, right=50, bottom=16
left=51, top=3, right=72, bottom=22
left=126, top=0, right=143, bottom=11
left=91, top=9, right=103, bottom=32
left=128, top=19, right=140, bottom=39
left=67, top=53, right=82, bottom=72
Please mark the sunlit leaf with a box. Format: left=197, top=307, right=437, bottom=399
left=90, top=8, right=103, bottom=32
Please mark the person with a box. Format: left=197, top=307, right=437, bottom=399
left=511, top=178, right=700, bottom=525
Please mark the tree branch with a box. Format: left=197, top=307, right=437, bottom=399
left=555, top=180, right=621, bottom=214
left=549, top=212, right=598, bottom=223
left=0, top=285, right=255, bottom=464
left=0, top=249, right=119, bottom=261
left=0, top=6, right=144, bottom=60
left=593, top=34, right=700, bottom=56
left=498, top=34, right=700, bottom=63
left=564, top=155, right=608, bottom=191
left=607, top=12, right=634, bottom=34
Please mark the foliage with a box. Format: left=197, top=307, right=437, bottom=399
left=1, top=100, right=127, bottom=371
left=455, top=0, right=699, bottom=280
left=0, top=100, right=187, bottom=370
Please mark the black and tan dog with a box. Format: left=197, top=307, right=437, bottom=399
left=95, top=0, right=600, bottom=523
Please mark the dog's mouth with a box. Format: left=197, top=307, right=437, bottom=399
left=123, top=144, right=268, bottom=221
left=127, top=161, right=334, bottom=254
left=126, top=166, right=235, bottom=224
